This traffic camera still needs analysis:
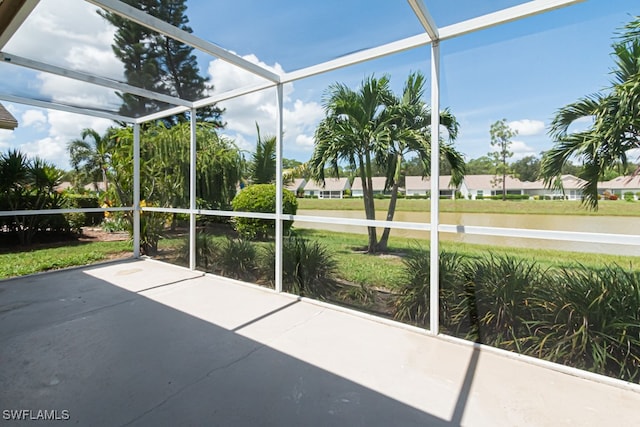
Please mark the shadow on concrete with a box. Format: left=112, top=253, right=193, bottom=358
left=0, top=262, right=465, bottom=426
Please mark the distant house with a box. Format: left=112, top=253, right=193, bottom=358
left=0, top=103, right=18, bottom=130
left=598, top=175, right=640, bottom=199
left=351, top=177, right=389, bottom=197
left=285, top=178, right=306, bottom=196
left=521, top=175, right=585, bottom=200
left=458, top=175, right=526, bottom=199
left=302, top=178, right=350, bottom=199
left=405, top=176, right=456, bottom=198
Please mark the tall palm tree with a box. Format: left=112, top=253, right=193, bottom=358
left=68, top=128, right=114, bottom=192
left=377, top=71, right=464, bottom=252
left=310, top=75, right=394, bottom=253
left=541, top=16, right=640, bottom=209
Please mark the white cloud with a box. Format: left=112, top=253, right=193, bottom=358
left=37, top=73, right=121, bottom=110
left=208, top=55, right=324, bottom=160
left=13, top=110, right=113, bottom=169
left=0, top=130, right=15, bottom=151
left=510, top=140, right=537, bottom=160
left=21, top=110, right=47, bottom=128
left=4, top=1, right=122, bottom=80
left=508, top=119, right=545, bottom=136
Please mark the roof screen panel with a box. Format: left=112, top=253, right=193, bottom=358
left=185, top=0, right=425, bottom=72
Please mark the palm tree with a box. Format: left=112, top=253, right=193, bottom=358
left=250, top=123, right=277, bottom=184
left=310, top=75, right=394, bottom=253
left=541, top=16, right=640, bottom=209
left=376, top=71, right=464, bottom=252
left=68, top=128, right=114, bottom=192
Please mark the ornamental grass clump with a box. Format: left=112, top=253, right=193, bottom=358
left=456, top=254, right=548, bottom=351
left=393, top=247, right=467, bottom=330
left=528, top=264, right=640, bottom=382
left=217, top=237, right=257, bottom=281
left=260, top=234, right=338, bottom=299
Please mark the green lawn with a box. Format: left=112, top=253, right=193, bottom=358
left=0, top=241, right=132, bottom=280
left=297, top=198, right=640, bottom=216
left=293, top=228, right=640, bottom=289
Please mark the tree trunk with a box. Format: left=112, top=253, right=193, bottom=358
left=377, top=153, right=403, bottom=252
left=359, top=154, right=377, bottom=254
left=377, top=181, right=399, bottom=252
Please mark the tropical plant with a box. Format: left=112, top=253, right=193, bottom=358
left=217, top=237, right=257, bottom=281
left=310, top=73, right=464, bottom=253
left=261, top=234, right=338, bottom=298
left=0, top=149, right=65, bottom=244
left=231, top=184, right=298, bottom=239
left=178, top=232, right=219, bottom=270
left=68, top=128, right=114, bottom=191
left=541, top=16, right=640, bottom=209
left=250, top=123, right=277, bottom=184
left=377, top=71, right=464, bottom=251
left=394, top=247, right=467, bottom=330
left=101, top=121, right=243, bottom=252
left=528, top=264, right=640, bottom=382
left=310, top=75, right=394, bottom=253
left=457, top=254, right=546, bottom=350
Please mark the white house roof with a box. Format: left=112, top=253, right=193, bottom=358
left=461, top=174, right=524, bottom=190
left=599, top=175, right=640, bottom=190
left=0, top=103, right=17, bottom=130
left=350, top=176, right=388, bottom=191
left=303, top=178, right=350, bottom=192
left=285, top=178, right=306, bottom=192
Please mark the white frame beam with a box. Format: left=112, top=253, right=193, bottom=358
left=439, top=0, right=584, bottom=41
left=0, top=52, right=192, bottom=108
left=133, top=123, right=141, bottom=258
left=275, top=85, right=284, bottom=293
left=0, top=93, right=135, bottom=123
left=429, top=41, right=441, bottom=335
left=189, top=109, right=197, bottom=270
left=407, top=0, right=439, bottom=41
left=86, top=0, right=281, bottom=83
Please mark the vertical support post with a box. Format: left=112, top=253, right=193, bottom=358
left=429, top=41, right=441, bottom=335
left=189, top=109, right=197, bottom=270
left=133, top=123, right=141, bottom=258
left=275, top=84, right=284, bottom=293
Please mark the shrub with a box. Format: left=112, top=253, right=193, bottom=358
left=217, top=237, right=257, bottom=281
left=625, top=191, right=635, bottom=201
left=231, top=184, right=298, bottom=239
left=394, top=247, right=467, bottom=330
left=178, top=232, right=219, bottom=271
left=66, top=194, right=102, bottom=225
left=528, top=264, right=640, bottom=382
left=260, top=234, right=338, bottom=298
left=457, top=254, right=547, bottom=350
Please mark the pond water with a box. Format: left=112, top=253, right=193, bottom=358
left=296, top=209, right=640, bottom=256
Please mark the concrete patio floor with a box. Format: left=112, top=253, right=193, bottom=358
left=1, top=259, right=639, bottom=426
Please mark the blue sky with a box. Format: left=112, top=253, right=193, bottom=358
left=1, top=0, right=639, bottom=170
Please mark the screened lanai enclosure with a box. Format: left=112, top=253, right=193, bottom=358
left=2, top=0, right=640, bottom=424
